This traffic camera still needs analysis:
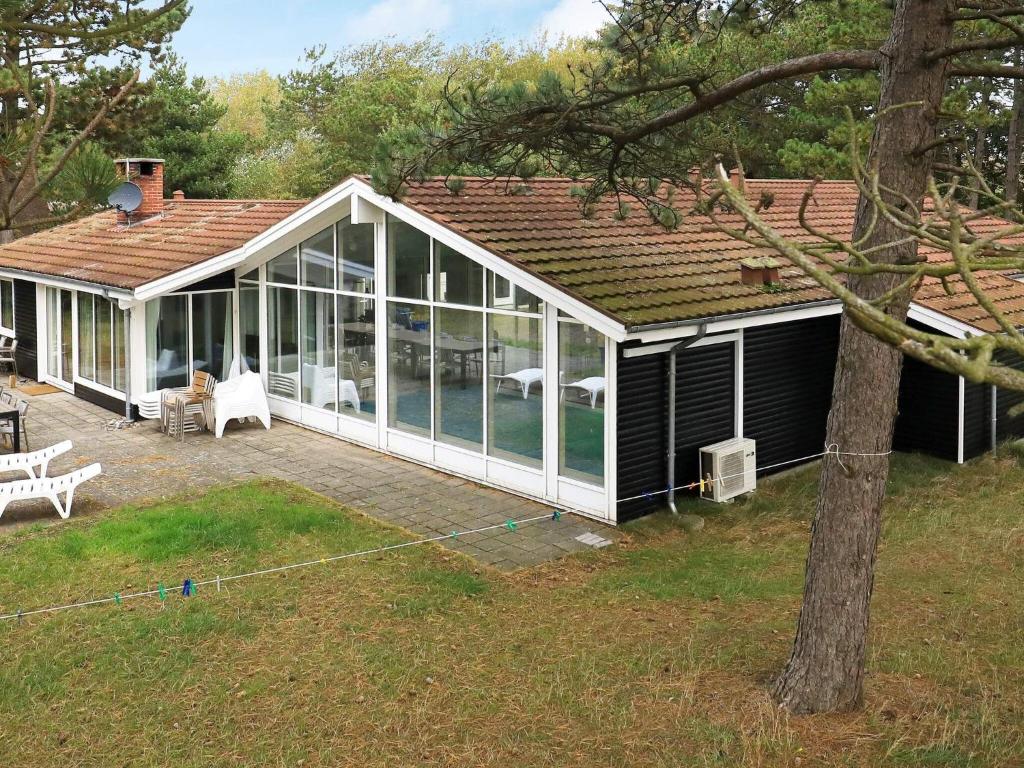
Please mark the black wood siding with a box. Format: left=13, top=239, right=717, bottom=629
left=13, top=279, right=37, bottom=380
left=179, top=270, right=235, bottom=293
left=995, top=352, right=1024, bottom=440
left=616, top=351, right=666, bottom=521
left=893, top=357, right=960, bottom=461
left=962, top=382, right=991, bottom=459
left=615, top=340, right=735, bottom=522
left=743, top=316, right=839, bottom=473
left=74, top=381, right=131, bottom=416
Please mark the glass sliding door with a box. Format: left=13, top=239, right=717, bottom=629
left=267, top=286, right=299, bottom=400
left=95, top=297, right=114, bottom=389
left=300, top=290, right=336, bottom=410
left=434, top=307, right=483, bottom=449
left=387, top=301, right=431, bottom=436
left=47, top=287, right=74, bottom=386
left=338, top=294, right=375, bottom=420
left=558, top=321, right=606, bottom=484
left=238, top=281, right=260, bottom=373
left=77, top=293, right=94, bottom=381
left=146, top=295, right=189, bottom=390
left=192, top=291, right=233, bottom=382
left=487, top=314, right=543, bottom=467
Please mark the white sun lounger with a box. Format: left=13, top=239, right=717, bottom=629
left=0, top=439, right=73, bottom=479
left=560, top=376, right=606, bottom=409
left=0, top=462, right=102, bottom=520
left=493, top=367, right=543, bottom=399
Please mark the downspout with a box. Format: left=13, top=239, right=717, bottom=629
left=666, top=323, right=708, bottom=515
left=991, top=384, right=998, bottom=454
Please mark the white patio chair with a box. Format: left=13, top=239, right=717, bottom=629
left=213, top=371, right=271, bottom=438
left=0, top=463, right=101, bottom=520
left=0, top=439, right=72, bottom=479
left=560, top=375, right=606, bottom=409
left=493, top=367, right=543, bottom=399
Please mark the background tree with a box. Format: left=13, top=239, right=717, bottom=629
left=0, top=0, right=188, bottom=238
left=376, top=0, right=1024, bottom=714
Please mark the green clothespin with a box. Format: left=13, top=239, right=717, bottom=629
left=552, top=510, right=562, bottom=521
left=450, top=530, right=459, bottom=539
left=114, top=592, right=122, bottom=606
left=158, top=583, right=167, bottom=601
left=505, top=519, right=517, bottom=532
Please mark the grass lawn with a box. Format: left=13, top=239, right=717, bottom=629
left=1, top=453, right=1022, bottom=766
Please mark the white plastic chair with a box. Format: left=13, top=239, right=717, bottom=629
left=493, top=367, right=543, bottom=399
left=0, top=463, right=101, bottom=520
left=213, top=371, right=271, bottom=438
left=0, top=439, right=72, bottom=479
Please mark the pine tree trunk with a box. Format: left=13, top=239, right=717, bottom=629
left=1007, top=49, right=1024, bottom=206
left=970, top=84, right=991, bottom=210
left=772, top=0, right=955, bottom=714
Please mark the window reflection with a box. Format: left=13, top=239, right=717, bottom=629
left=339, top=217, right=375, bottom=293
left=387, top=301, right=431, bottom=436
left=301, top=290, right=336, bottom=410
left=300, top=227, right=334, bottom=289
left=435, top=243, right=483, bottom=306
left=339, top=294, right=375, bottom=420
left=488, top=314, right=543, bottom=467
left=387, top=215, right=430, bottom=300
left=268, top=286, right=299, bottom=400
left=434, top=307, right=483, bottom=449
left=558, top=321, right=605, bottom=484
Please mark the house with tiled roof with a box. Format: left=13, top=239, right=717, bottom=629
left=0, top=157, right=1017, bottom=522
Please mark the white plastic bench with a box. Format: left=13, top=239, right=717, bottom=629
left=0, top=463, right=101, bottom=520
left=0, top=439, right=72, bottom=479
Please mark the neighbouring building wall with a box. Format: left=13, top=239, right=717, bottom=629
left=13, top=279, right=36, bottom=380
left=995, top=351, right=1024, bottom=442
left=743, top=316, right=839, bottom=472
left=893, top=356, right=961, bottom=461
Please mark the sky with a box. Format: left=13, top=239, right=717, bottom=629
left=169, top=0, right=611, bottom=78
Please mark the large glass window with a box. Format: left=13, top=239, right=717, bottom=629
left=434, top=307, right=484, bottom=449
left=268, top=286, right=299, bottom=400
left=300, top=227, right=334, bottom=289
left=339, top=294, right=375, bottom=420
left=387, top=301, right=431, bottom=436
left=95, top=297, right=114, bottom=388
left=435, top=243, right=483, bottom=306
left=113, top=308, right=127, bottom=392
left=268, top=246, right=298, bottom=284
left=488, top=314, right=543, bottom=467
left=339, top=217, right=375, bottom=293
left=239, top=281, right=260, bottom=373
left=558, top=321, right=605, bottom=484
left=301, top=290, right=336, bottom=409
left=489, top=274, right=542, bottom=313
left=77, top=293, right=94, bottom=381
left=192, top=292, right=233, bottom=382
left=387, top=215, right=430, bottom=300
left=146, top=294, right=189, bottom=390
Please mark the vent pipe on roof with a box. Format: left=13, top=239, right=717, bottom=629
left=172, top=190, right=185, bottom=201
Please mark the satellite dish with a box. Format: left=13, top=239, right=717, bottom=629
left=108, top=181, right=143, bottom=214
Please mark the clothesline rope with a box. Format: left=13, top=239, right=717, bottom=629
left=0, top=510, right=563, bottom=624
left=617, top=443, right=893, bottom=504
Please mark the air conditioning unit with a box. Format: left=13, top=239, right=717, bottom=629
left=699, top=437, right=756, bottom=502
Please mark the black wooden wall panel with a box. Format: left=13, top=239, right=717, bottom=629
left=179, top=270, right=235, bottom=293
left=616, top=351, right=666, bottom=521
left=962, top=381, right=991, bottom=460
left=743, top=316, right=839, bottom=473
left=615, top=341, right=735, bottom=522
left=74, top=381, right=132, bottom=417
left=995, top=352, right=1024, bottom=440
left=13, top=279, right=37, bottom=380
left=893, top=357, right=960, bottom=461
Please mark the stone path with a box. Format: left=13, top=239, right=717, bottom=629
left=0, top=388, right=617, bottom=569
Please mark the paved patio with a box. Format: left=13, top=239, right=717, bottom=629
left=0, top=386, right=617, bottom=569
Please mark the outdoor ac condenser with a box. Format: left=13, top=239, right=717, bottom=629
left=698, top=437, right=757, bottom=502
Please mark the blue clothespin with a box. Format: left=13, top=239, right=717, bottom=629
left=643, top=491, right=654, bottom=502
left=551, top=509, right=561, bottom=521
left=182, top=578, right=193, bottom=597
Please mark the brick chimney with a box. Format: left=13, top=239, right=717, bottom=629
left=115, top=158, right=164, bottom=223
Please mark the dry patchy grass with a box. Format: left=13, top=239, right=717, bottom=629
left=0, top=454, right=1022, bottom=767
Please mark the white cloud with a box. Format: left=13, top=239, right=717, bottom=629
left=537, top=0, right=610, bottom=40
left=344, top=0, right=454, bottom=43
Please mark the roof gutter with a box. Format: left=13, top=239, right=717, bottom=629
left=0, top=268, right=134, bottom=300
left=625, top=299, right=843, bottom=336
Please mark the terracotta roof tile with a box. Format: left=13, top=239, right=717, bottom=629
left=396, top=177, right=1024, bottom=332
left=0, top=199, right=307, bottom=289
